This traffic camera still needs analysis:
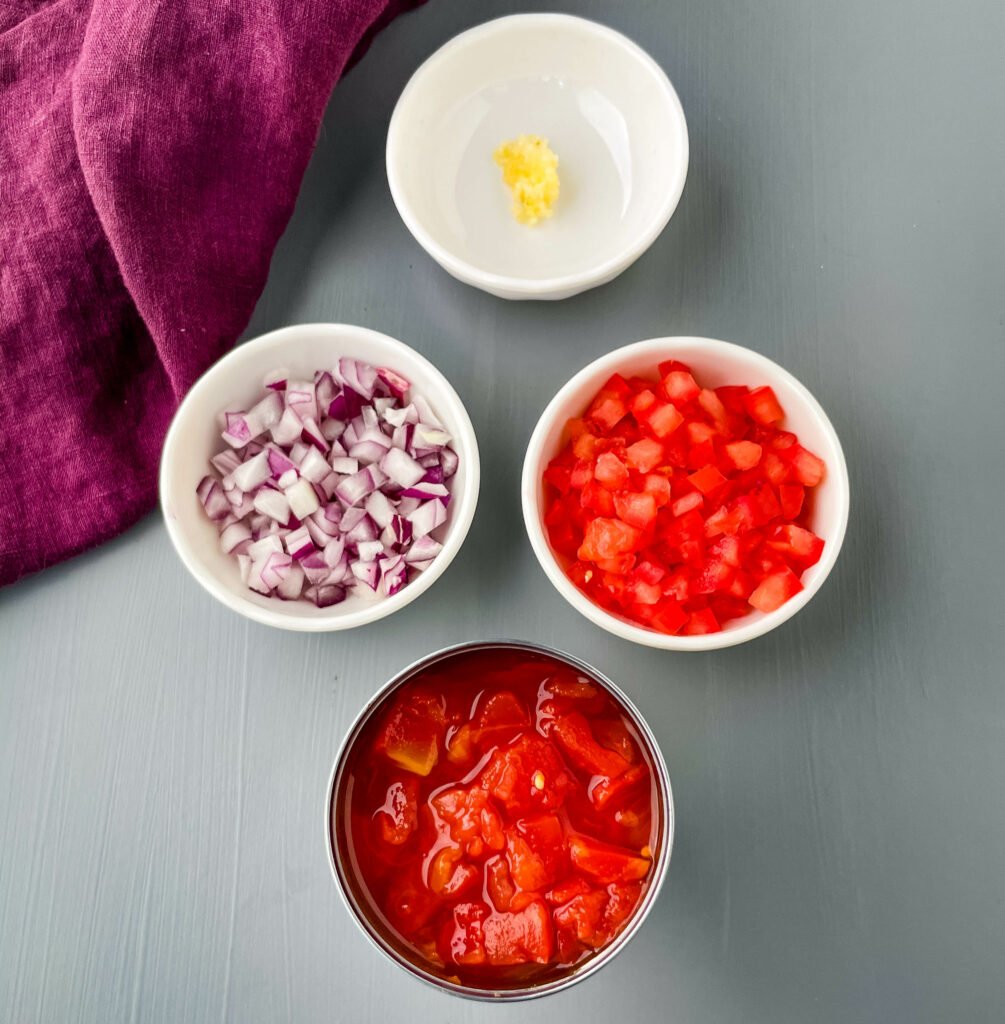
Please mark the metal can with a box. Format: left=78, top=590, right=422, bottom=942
left=325, top=639, right=674, bottom=1001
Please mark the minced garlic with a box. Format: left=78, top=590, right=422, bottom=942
left=493, top=134, right=560, bottom=225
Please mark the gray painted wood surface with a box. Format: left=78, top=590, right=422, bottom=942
left=3, top=0, right=1004, bottom=1021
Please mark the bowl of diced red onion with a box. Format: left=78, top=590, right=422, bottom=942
left=160, top=323, right=480, bottom=631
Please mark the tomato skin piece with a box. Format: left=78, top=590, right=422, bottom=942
left=743, top=386, right=784, bottom=425
left=568, top=834, right=652, bottom=883
left=748, top=567, right=804, bottom=612
left=688, top=464, right=728, bottom=495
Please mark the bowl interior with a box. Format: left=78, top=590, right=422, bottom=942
left=160, top=324, right=477, bottom=629
left=388, top=15, right=687, bottom=284
left=525, top=339, right=849, bottom=645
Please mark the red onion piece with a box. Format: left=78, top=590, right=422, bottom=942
left=199, top=357, right=457, bottom=606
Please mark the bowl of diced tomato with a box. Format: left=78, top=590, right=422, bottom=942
left=326, top=641, right=673, bottom=999
left=522, top=337, right=849, bottom=650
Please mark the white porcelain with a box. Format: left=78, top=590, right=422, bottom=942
left=160, top=324, right=480, bottom=632
left=522, top=338, right=850, bottom=651
left=386, top=14, right=689, bottom=300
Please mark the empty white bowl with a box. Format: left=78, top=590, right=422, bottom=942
left=522, top=337, right=850, bottom=650
left=386, top=14, right=689, bottom=300
left=160, top=324, right=480, bottom=631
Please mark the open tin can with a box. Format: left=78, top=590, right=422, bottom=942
left=325, top=640, right=674, bottom=1000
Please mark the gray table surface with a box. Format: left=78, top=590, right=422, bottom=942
left=4, top=0, right=1005, bottom=1021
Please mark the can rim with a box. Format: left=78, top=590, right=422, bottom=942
left=324, top=639, right=675, bottom=1002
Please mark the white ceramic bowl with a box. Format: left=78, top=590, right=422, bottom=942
left=160, top=324, right=480, bottom=631
left=522, top=338, right=850, bottom=650
left=386, top=14, right=689, bottom=300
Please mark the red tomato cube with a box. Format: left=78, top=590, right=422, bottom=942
left=743, top=386, right=784, bottom=425
left=748, top=567, right=804, bottom=612
left=625, top=437, right=664, bottom=472
left=661, top=370, right=700, bottom=403
left=724, top=440, right=762, bottom=470
left=779, top=483, right=805, bottom=519
left=594, top=452, right=630, bottom=489
left=688, top=464, right=728, bottom=495
left=613, top=491, right=658, bottom=529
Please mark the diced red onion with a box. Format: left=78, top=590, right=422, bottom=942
left=377, top=366, right=410, bottom=401
left=298, top=446, right=330, bottom=483
left=285, top=381, right=317, bottom=423
left=199, top=357, right=457, bottom=606
left=220, top=520, right=252, bottom=553
left=380, top=447, right=425, bottom=488
left=407, top=499, right=448, bottom=539
left=231, top=451, right=270, bottom=492
left=285, top=478, right=320, bottom=519
left=379, top=554, right=408, bottom=596
left=271, top=407, right=303, bottom=446
left=350, top=559, right=380, bottom=591
left=276, top=563, right=305, bottom=599
left=284, top=525, right=314, bottom=559
left=405, top=535, right=442, bottom=564
left=197, top=476, right=232, bottom=520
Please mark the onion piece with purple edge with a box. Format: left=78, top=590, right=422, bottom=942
left=197, top=356, right=458, bottom=605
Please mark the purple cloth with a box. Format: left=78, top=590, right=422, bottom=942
left=0, top=0, right=418, bottom=585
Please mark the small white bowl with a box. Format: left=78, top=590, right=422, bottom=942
left=160, top=324, right=480, bottom=632
left=386, top=14, right=689, bottom=300
left=522, top=338, right=850, bottom=651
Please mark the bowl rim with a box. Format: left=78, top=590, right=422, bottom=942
left=159, top=322, right=480, bottom=632
left=521, top=336, right=851, bottom=651
left=324, top=639, right=675, bottom=1001
left=385, top=12, right=690, bottom=299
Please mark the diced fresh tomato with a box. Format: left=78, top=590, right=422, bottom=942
left=544, top=359, right=826, bottom=636
left=580, top=478, right=615, bottom=515
left=672, top=490, right=704, bottom=518
left=644, top=400, right=684, bottom=439
left=683, top=608, right=721, bottom=634
left=661, top=369, right=700, bottom=403
left=786, top=444, right=826, bottom=486
left=748, top=567, right=804, bottom=612
left=724, top=440, right=762, bottom=470
left=613, top=491, right=658, bottom=529
left=625, top=437, right=664, bottom=472
left=642, top=473, right=672, bottom=507
left=579, top=518, right=642, bottom=562
left=594, top=452, right=629, bottom=489
left=588, top=394, right=627, bottom=432
left=568, top=835, right=652, bottom=883
left=698, top=388, right=729, bottom=429
left=688, top=464, right=727, bottom=495
left=743, top=385, right=784, bottom=425
left=766, top=524, right=825, bottom=567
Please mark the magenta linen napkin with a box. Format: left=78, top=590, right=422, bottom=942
left=0, top=0, right=420, bottom=585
